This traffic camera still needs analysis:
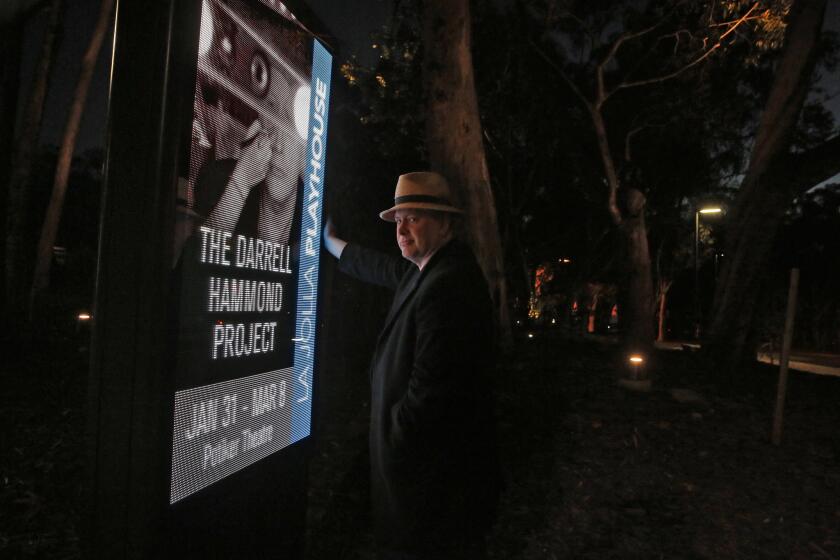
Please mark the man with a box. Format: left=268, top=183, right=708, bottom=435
left=324, top=172, right=501, bottom=559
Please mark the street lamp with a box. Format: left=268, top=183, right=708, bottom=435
left=694, top=206, right=722, bottom=339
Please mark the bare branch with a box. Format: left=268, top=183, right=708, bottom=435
left=708, top=14, right=765, bottom=28
left=614, top=2, right=760, bottom=92
left=531, top=31, right=622, bottom=221
left=615, top=43, right=717, bottom=90
left=656, top=29, right=698, bottom=55
left=596, top=20, right=666, bottom=106
left=624, top=118, right=672, bottom=162
left=602, top=20, right=665, bottom=72
left=718, top=3, right=760, bottom=42
left=594, top=2, right=699, bottom=104
left=617, top=28, right=696, bottom=90
left=483, top=129, right=502, bottom=159
left=529, top=39, right=593, bottom=109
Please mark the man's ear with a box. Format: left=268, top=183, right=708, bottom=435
left=445, top=213, right=462, bottom=240
left=440, top=213, right=454, bottom=237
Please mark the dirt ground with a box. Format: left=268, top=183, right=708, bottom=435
left=0, top=334, right=86, bottom=558
left=306, top=329, right=840, bottom=559
left=2, top=329, right=839, bottom=559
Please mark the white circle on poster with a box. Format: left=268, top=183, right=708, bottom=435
left=293, top=85, right=311, bottom=141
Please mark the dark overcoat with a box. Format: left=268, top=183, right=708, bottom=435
left=339, top=239, right=501, bottom=553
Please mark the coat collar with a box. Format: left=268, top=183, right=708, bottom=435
left=377, top=239, right=462, bottom=339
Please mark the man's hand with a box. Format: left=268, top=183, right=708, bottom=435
left=323, top=216, right=347, bottom=259
left=230, top=130, right=275, bottom=195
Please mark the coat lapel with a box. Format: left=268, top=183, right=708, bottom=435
left=378, top=266, right=422, bottom=342
left=376, top=240, right=456, bottom=342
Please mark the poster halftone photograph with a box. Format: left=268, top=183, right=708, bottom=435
left=169, top=0, right=331, bottom=504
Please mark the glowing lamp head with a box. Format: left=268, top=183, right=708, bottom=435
left=78, top=313, right=91, bottom=321
left=629, top=355, right=644, bottom=364
left=527, top=333, right=534, bottom=339
left=699, top=207, right=722, bottom=214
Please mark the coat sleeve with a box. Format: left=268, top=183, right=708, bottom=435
left=389, top=269, right=493, bottom=453
left=338, top=243, right=410, bottom=290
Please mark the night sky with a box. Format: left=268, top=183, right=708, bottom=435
left=16, top=0, right=840, bottom=164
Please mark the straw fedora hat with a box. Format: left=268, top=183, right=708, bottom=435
left=379, top=171, right=463, bottom=222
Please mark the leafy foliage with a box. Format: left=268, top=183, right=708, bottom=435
left=339, top=1, right=426, bottom=166
left=758, top=185, right=840, bottom=351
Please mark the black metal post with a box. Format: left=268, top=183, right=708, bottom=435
left=694, top=210, right=700, bottom=339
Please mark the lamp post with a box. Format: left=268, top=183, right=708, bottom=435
left=694, top=207, right=722, bottom=339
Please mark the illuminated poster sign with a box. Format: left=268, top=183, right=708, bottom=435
left=169, top=0, right=331, bottom=504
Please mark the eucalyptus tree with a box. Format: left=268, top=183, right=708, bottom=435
left=342, top=0, right=515, bottom=344
left=4, top=0, right=63, bottom=328
left=518, top=0, right=796, bottom=364
left=30, top=0, right=114, bottom=317
left=705, top=0, right=840, bottom=378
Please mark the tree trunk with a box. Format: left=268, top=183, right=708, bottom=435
left=587, top=293, right=598, bottom=334
left=589, top=107, right=622, bottom=226
left=656, top=283, right=670, bottom=343
left=4, top=0, right=63, bottom=325
left=705, top=0, right=828, bottom=377
left=621, top=187, right=654, bottom=355
left=589, top=109, right=655, bottom=361
left=421, top=0, right=512, bottom=348
left=30, top=0, right=113, bottom=315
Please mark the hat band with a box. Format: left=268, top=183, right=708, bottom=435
left=394, top=194, right=452, bottom=206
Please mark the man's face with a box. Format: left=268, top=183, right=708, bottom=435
left=265, top=124, right=305, bottom=202
left=394, top=209, right=451, bottom=269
